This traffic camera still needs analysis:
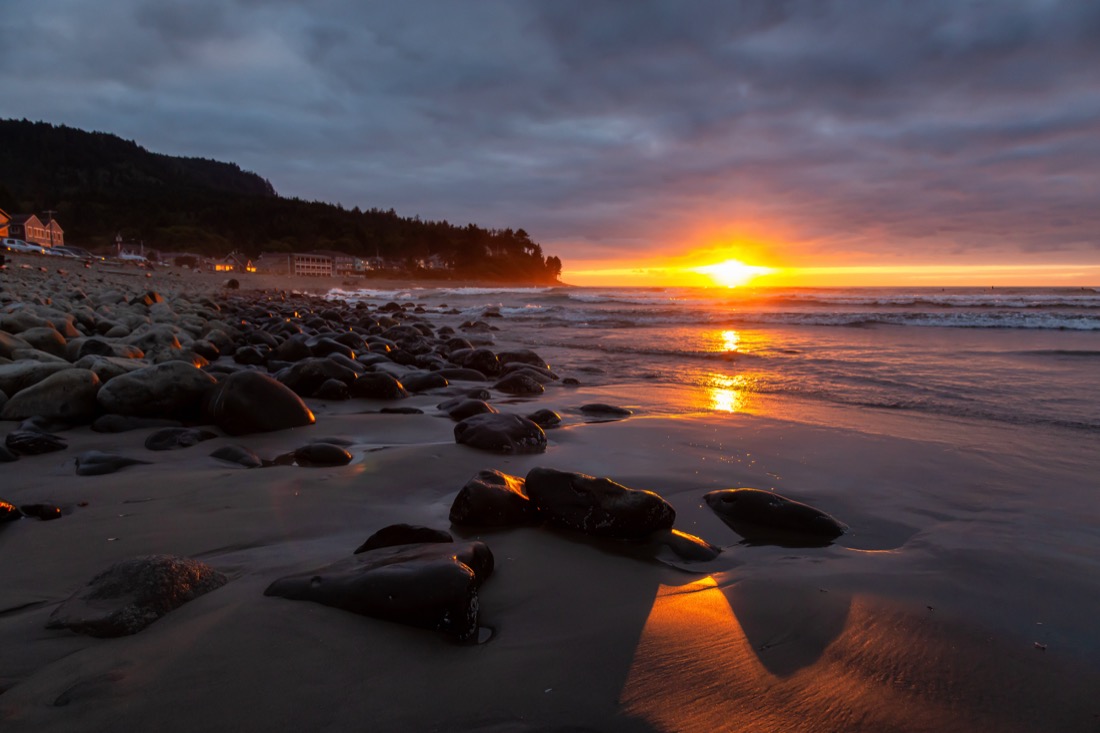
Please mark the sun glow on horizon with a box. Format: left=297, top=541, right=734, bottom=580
left=692, top=259, right=776, bottom=288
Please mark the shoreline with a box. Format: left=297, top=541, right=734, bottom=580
left=1, top=262, right=1098, bottom=731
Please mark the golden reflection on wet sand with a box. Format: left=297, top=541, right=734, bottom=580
left=619, top=577, right=1090, bottom=733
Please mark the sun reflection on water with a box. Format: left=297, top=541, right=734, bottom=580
left=706, top=373, right=753, bottom=413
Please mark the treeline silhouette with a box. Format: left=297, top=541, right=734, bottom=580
left=0, top=119, right=562, bottom=282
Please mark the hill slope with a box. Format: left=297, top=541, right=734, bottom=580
left=0, top=119, right=562, bottom=282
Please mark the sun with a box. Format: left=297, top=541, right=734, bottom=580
left=692, top=259, right=774, bottom=288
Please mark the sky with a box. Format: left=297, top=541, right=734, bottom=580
left=2, top=0, right=1099, bottom=286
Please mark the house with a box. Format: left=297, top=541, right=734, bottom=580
left=213, top=252, right=255, bottom=273
left=0, top=209, right=9, bottom=239
left=8, top=214, right=59, bottom=248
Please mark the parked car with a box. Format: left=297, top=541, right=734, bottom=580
left=52, top=245, right=100, bottom=260
left=2, top=238, right=45, bottom=254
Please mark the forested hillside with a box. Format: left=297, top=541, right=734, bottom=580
left=0, top=120, right=562, bottom=282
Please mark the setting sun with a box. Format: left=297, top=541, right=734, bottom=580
left=693, top=259, right=775, bottom=288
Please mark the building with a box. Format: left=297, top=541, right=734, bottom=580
left=8, top=214, right=62, bottom=248
left=0, top=209, right=9, bottom=239
left=312, top=249, right=361, bottom=276
left=213, top=252, right=255, bottom=273
left=291, top=252, right=333, bottom=277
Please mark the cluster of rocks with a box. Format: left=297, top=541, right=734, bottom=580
left=40, top=467, right=849, bottom=644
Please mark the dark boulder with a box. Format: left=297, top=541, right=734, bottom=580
left=354, top=524, right=454, bottom=554
left=492, top=372, right=544, bottom=396
left=454, top=413, right=547, bottom=455
left=144, top=427, right=219, bottom=451
left=19, top=503, right=62, bottom=521
left=6, top=430, right=67, bottom=456
left=0, top=368, right=101, bottom=424
left=348, top=372, right=408, bottom=400
left=401, top=371, right=449, bottom=393
left=210, top=444, right=264, bottom=469
left=205, top=370, right=315, bottom=435
left=443, top=398, right=498, bottom=421
left=264, top=541, right=492, bottom=641
left=96, top=361, right=217, bottom=421
left=449, top=469, right=539, bottom=527
left=704, top=488, right=847, bottom=544
left=580, top=403, right=633, bottom=419
left=46, top=555, right=227, bottom=637
left=312, top=378, right=350, bottom=401
left=75, top=450, right=152, bottom=476
left=291, top=442, right=353, bottom=467
left=524, top=467, right=675, bottom=540
left=526, top=409, right=562, bottom=428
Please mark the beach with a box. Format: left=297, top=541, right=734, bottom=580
left=1, top=256, right=1099, bottom=732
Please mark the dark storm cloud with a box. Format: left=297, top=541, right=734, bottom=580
left=1, top=0, right=1098, bottom=264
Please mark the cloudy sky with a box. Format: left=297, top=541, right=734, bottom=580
left=3, top=1, right=1099, bottom=283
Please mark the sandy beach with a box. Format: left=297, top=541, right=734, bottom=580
left=1, top=254, right=1098, bottom=732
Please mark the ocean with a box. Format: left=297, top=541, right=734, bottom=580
left=329, top=285, right=1100, bottom=443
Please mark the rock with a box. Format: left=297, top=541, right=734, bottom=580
left=463, top=348, right=501, bottom=377
left=204, top=370, right=315, bottom=435
left=449, top=469, right=540, bottom=527
left=442, top=398, right=498, bottom=421
left=580, top=403, right=633, bottom=419
left=19, top=503, right=62, bottom=521
left=210, top=444, right=264, bottom=469
left=0, top=361, right=71, bottom=397
left=16, top=326, right=68, bottom=358
left=0, top=369, right=101, bottom=423
left=704, top=488, right=847, bottom=544
left=276, top=357, right=359, bottom=396
left=0, top=331, right=33, bottom=360
left=348, top=372, right=408, bottom=400
left=46, top=555, right=227, bottom=637
left=492, top=372, right=545, bottom=396
left=96, top=361, right=217, bottom=421
left=524, top=467, right=675, bottom=540
left=312, top=378, right=349, bottom=400
left=264, top=541, right=493, bottom=641
left=649, top=529, right=722, bottom=563
left=144, top=427, right=219, bottom=451
left=6, top=430, right=67, bottom=456
left=436, top=368, right=487, bottom=382
left=354, top=524, right=454, bottom=554
left=454, top=413, right=547, bottom=455
left=379, top=406, right=424, bottom=414
left=291, top=442, right=353, bottom=467
left=91, top=415, right=182, bottom=433
left=526, top=409, right=562, bottom=428
left=1, top=499, right=21, bottom=522
left=75, top=450, right=152, bottom=476
left=497, top=349, right=549, bottom=370
left=401, top=371, right=449, bottom=393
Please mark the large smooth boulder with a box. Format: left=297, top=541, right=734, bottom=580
left=449, top=469, right=540, bottom=527
left=205, top=369, right=315, bottom=435
left=704, top=488, right=847, bottom=544
left=1, top=369, right=101, bottom=423
left=96, top=361, right=217, bottom=421
left=46, top=555, right=227, bottom=637
left=524, top=467, right=675, bottom=540
left=0, top=362, right=71, bottom=397
left=264, top=541, right=493, bottom=641
left=348, top=372, right=408, bottom=400
left=16, top=326, right=68, bottom=358
left=454, top=413, right=547, bottom=454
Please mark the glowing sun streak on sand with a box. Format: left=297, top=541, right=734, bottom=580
left=617, top=577, right=1093, bottom=733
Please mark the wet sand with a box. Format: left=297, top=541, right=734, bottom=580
left=1, top=256, right=1098, bottom=732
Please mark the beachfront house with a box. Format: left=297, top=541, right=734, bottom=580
left=0, top=208, right=9, bottom=238
left=213, top=252, right=255, bottom=273
left=8, top=214, right=61, bottom=248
